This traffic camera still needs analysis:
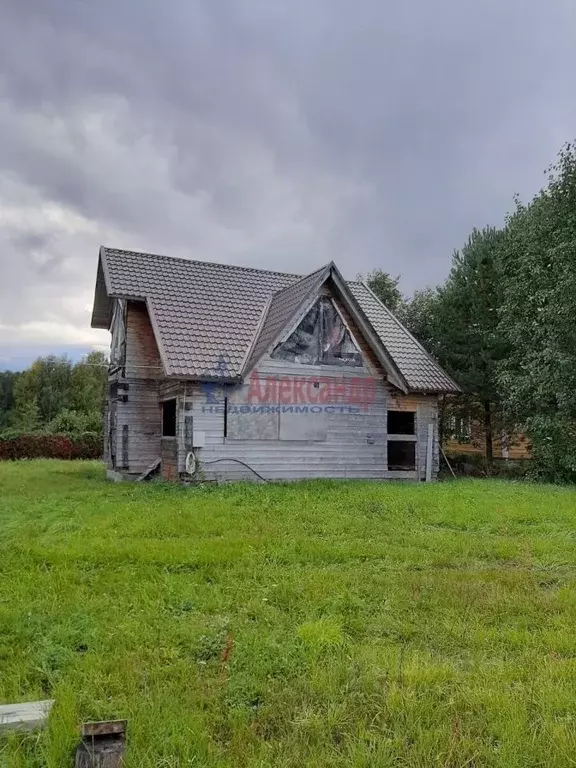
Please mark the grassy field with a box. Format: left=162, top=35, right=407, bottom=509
left=1, top=462, right=576, bottom=767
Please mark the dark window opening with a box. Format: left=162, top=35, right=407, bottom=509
left=388, top=441, right=416, bottom=471
left=387, top=410, right=415, bottom=435
left=162, top=398, right=177, bottom=437
left=223, top=395, right=228, bottom=438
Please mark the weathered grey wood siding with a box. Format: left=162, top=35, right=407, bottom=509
left=103, top=293, right=439, bottom=483
left=173, top=364, right=439, bottom=483
left=108, top=300, right=163, bottom=475
left=124, top=301, right=164, bottom=379
left=168, top=293, right=440, bottom=482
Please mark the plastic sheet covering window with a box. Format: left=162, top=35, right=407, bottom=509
left=110, top=299, right=126, bottom=365
left=272, top=298, right=363, bottom=367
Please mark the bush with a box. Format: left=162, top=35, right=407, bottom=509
left=0, top=433, right=102, bottom=461
left=441, top=452, right=531, bottom=479
left=47, top=408, right=103, bottom=436
left=526, top=415, right=576, bottom=484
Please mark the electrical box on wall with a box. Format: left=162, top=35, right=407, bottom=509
left=193, top=430, right=206, bottom=448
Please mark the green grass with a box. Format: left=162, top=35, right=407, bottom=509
left=1, top=461, right=576, bottom=767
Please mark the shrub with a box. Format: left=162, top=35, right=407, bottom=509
left=525, top=415, right=576, bottom=484
left=47, top=408, right=103, bottom=436
left=441, top=452, right=531, bottom=479
left=0, top=433, right=102, bottom=461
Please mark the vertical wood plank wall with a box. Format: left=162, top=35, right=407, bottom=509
left=109, top=301, right=164, bottom=476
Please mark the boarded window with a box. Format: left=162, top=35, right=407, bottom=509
left=227, top=407, right=279, bottom=440
left=279, top=409, right=327, bottom=441
left=162, top=399, right=177, bottom=437
left=387, top=410, right=415, bottom=435
left=271, top=298, right=363, bottom=367
left=388, top=441, right=416, bottom=471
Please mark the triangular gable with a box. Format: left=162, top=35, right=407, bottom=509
left=241, top=264, right=333, bottom=374
left=271, top=295, right=364, bottom=368
left=242, top=262, right=409, bottom=392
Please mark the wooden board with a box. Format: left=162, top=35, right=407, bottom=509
left=0, top=699, right=54, bottom=733
left=75, top=738, right=124, bottom=767
left=75, top=720, right=126, bottom=768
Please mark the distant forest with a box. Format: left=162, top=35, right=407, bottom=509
left=0, top=351, right=107, bottom=437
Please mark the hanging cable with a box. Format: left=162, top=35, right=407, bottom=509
left=200, top=457, right=269, bottom=483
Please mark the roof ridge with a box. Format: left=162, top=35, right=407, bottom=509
left=269, top=262, right=332, bottom=298
left=101, top=246, right=299, bottom=279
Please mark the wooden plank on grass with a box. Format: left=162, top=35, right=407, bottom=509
left=0, top=699, right=54, bottom=733
left=82, top=720, right=126, bottom=738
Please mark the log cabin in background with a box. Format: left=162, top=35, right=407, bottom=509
left=443, top=409, right=532, bottom=462
left=91, top=248, right=460, bottom=483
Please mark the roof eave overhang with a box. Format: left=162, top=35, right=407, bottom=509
left=360, top=281, right=461, bottom=395
left=90, top=249, right=112, bottom=329
left=407, top=386, right=462, bottom=396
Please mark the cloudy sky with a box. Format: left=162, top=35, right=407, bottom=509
left=1, top=0, right=575, bottom=369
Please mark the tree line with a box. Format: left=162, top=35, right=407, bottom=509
left=362, top=142, right=576, bottom=482
left=0, top=351, right=107, bottom=437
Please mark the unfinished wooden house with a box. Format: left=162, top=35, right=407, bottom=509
left=91, top=248, right=459, bottom=482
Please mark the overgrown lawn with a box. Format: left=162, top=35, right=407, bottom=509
left=1, top=461, right=576, bottom=766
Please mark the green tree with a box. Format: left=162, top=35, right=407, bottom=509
left=48, top=407, right=103, bottom=435
left=70, top=351, right=107, bottom=415
left=13, top=356, right=73, bottom=424
left=359, top=269, right=404, bottom=314
left=0, top=371, right=19, bottom=428
left=432, top=227, right=508, bottom=466
left=10, top=351, right=107, bottom=436
left=13, top=397, right=41, bottom=433
left=499, top=143, right=576, bottom=481
left=400, top=287, right=441, bottom=350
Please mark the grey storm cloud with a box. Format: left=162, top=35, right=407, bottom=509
left=1, top=0, right=576, bottom=366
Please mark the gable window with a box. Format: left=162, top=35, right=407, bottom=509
left=271, top=297, right=362, bottom=367
left=162, top=398, right=177, bottom=437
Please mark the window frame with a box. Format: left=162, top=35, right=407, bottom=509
left=386, top=407, right=418, bottom=473
left=387, top=440, right=417, bottom=471
left=387, top=410, right=416, bottom=436
left=162, top=398, right=177, bottom=438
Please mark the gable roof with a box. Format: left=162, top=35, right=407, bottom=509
left=92, top=246, right=459, bottom=393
